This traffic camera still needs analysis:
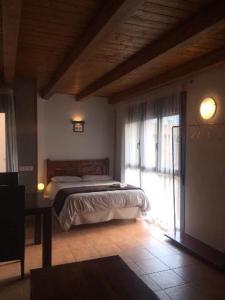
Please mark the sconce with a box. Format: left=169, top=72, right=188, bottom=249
left=71, top=120, right=85, bottom=132
left=37, top=183, right=45, bottom=192
left=200, top=97, right=217, bottom=120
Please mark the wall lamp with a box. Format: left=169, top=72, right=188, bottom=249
left=71, top=120, right=85, bottom=132
left=37, top=182, right=45, bottom=192
left=200, top=97, right=217, bottom=120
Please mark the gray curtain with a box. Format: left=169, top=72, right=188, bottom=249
left=0, top=92, right=18, bottom=172
left=125, top=94, right=181, bottom=173
left=124, top=93, right=182, bottom=228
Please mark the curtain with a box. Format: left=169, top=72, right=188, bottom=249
left=125, top=103, right=146, bottom=186
left=0, top=92, right=18, bottom=172
left=124, top=93, right=182, bottom=229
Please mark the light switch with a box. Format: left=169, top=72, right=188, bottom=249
left=19, top=165, right=34, bottom=172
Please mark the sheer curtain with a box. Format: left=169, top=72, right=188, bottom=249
left=124, top=94, right=182, bottom=230
left=125, top=103, right=146, bottom=186
left=0, top=92, right=18, bottom=172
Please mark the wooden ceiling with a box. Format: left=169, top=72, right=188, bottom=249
left=1, top=0, right=225, bottom=103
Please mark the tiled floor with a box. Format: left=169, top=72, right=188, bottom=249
left=0, top=218, right=224, bottom=300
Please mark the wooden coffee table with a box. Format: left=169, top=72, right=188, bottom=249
left=31, top=255, right=159, bottom=300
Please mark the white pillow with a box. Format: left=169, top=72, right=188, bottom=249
left=82, top=175, right=113, bottom=181
left=51, top=176, right=82, bottom=183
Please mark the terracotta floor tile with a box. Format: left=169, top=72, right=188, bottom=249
left=165, top=280, right=225, bottom=300
left=149, top=269, right=186, bottom=289
left=52, top=247, right=75, bottom=266
left=148, top=244, right=179, bottom=258
left=135, top=257, right=170, bottom=274
left=140, top=274, right=162, bottom=292
left=0, top=219, right=224, bottom=300
left=25, top=245, right=42, bottom=274
left=69, top=244, right=102, bottom=261
left=0, top=262, right=21, bottom=282
left=123, top=246, right=154, bottom=262
left=164, top=283, right=206, bottom=300
left=120, top=256, right=146, bottom=276
left=192, top=279, right=225, bottom=300
left=139, top=237, right=163, bottom=248
left=155, top=290, right=172, bottom=300
left=158, top=253, right=200, bottom=269
left=0, top=278, right=30, bottom=300
left=173, top=263, right=224, bottom=283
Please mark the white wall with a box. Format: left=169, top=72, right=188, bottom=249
left=38, top=94, right=114, bottom=183
left=185, top=65, right=225, bottom=252
left=115, top=63, right=225, bottom=252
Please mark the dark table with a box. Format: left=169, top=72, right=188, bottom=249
left=25, top=193, right=53, bottom=268
left=31, top=255, right=159, bottom=300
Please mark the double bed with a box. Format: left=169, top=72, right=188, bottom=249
left=45, top=158, right=150, bottom=230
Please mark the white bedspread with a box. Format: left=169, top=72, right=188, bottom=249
left=46, top=180, right=150, bottom=230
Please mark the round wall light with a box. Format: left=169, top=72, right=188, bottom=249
left=37, top=182, right=45, bottom=192
left=200, top=97, right=217, bottom=120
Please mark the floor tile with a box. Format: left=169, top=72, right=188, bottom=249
left=0, top=278, right=30, bottom=300
left=193, top=279, right=225, bottom=300
left=124, top=246, right=154, bottom=262
left=0, top=219, right=224, bottom=300
left=0, top=262, right=21, bottom=283
left=149, top=269, right=186, bottom=289
left=148, top=244, right=179, bottom=258
left=52, top=247, right=75, bottom=266
left=158, top=253, right=200, bottom=269
left=139, top=238, right=164, bottom=249
left=135, top=257, right=170, bottom=273
left=155, top=290, right=172, bottom=300
left=164, top=283, right=205, bottom=300
left=121, top=256, right=146, bottom=276
left=173, top=263, right=224, bottom=283
left=140, top=274, right=161, bottom=292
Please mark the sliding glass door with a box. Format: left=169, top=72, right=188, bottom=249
left=125, top=112, right=181, bottom=230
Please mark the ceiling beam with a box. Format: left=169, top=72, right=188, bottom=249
left=41, top=0, right=145, bottom=99
left=109, top=47, right=225, bottom=104
left=76, top=0, right=225, bottom=101
left=1, top=0, right=23, bottom=83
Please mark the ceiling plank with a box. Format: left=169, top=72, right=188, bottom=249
left=76, top=0, right=225, bottom=101
left=41, top=0, right=145, bottom=99
left=2, top=0, right=23, bottom=83
left=109, top=47, right=225, bottom=104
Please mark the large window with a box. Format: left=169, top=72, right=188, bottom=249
left=125, top=99, right=182, bottom=230
left=0, top=113, right=6, bottom=172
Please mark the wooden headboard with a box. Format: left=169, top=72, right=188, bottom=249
left=46, top=158, right=109, bottom=183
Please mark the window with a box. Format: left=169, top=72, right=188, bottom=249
left=125, top=112, right=181, bottom=229
left=142, top=118, right=158, bottom=171
left=0, top=113, right=6, bottom=172
left=125, top=121, right=141, bottom=186
left=159, top=115, right=180, bottom=174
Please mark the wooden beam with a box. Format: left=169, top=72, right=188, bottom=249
left=41, top=0, right=145, bottom=99
left=1, top=0, right=23, bottom=83
left=109, top=47, right=225, bottom=104
left=76, top=0, right=225, bottom=101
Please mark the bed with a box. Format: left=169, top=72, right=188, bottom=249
left=45, top=158, right=150, bottom=230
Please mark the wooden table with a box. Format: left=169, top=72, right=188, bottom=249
left=31, top=255, right=159, bottom=300
left=25, top=193, right=53, bottom=268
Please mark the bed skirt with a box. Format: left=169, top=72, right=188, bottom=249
left=58, top=207, right=142, bottom=229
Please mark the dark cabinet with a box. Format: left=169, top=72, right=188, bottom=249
left=0, top=185, right=25, bottom=278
